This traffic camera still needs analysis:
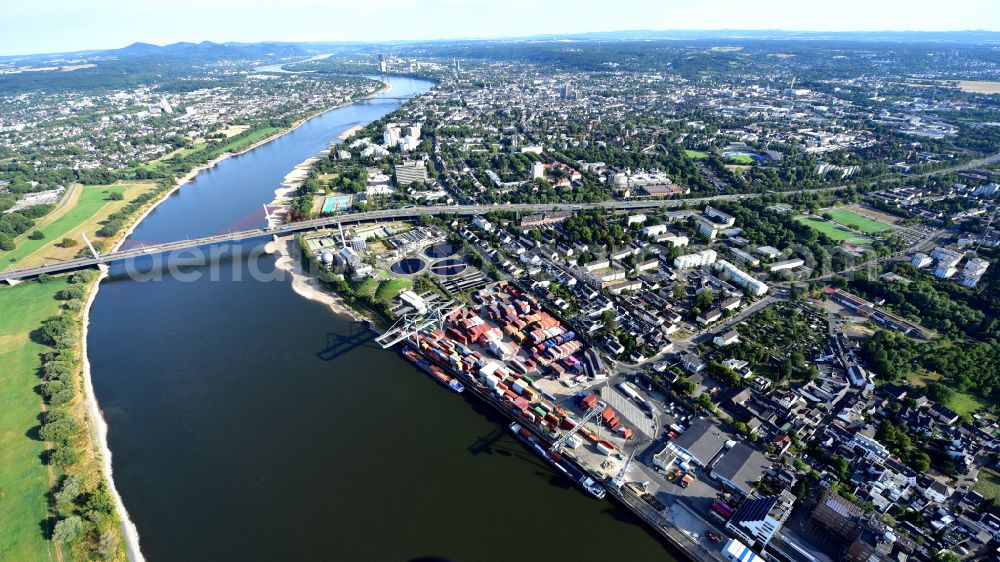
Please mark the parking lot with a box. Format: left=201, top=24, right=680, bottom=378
left=600, top=385, right=658, bottom=438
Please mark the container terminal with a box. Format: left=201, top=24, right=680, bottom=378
left=379, top=281, right=727, bottom=562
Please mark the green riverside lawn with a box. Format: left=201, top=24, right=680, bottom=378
left=2, top=184, right=131, bottom=268
left=0, top=278, right=70, bottom=561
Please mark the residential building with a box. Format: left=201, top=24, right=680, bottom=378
left=714, top=330, right=740, bottom=346
left=674, top=249, right=717, bottom=269
left=715, top=260, right=769, bottom=296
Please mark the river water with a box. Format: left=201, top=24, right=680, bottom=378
left=87, top=76, right=679, bottom=561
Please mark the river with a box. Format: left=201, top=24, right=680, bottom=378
left=87, top=75, right=680, bottom=561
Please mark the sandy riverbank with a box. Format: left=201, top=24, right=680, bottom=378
left=80, top=271, right=145, bottom=562
left=268, top=236, right=366, bottom=323
left=337, top=125, right=363, bottom=141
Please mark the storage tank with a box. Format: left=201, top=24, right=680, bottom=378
left=320, top=251, right=335, bottom=265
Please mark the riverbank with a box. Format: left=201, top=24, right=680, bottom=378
left=75, top=78, right=394, bottom=561
left=268, top=236, right=366, bottom=323
left=337, top=125, right=364, bottom=141
left=80, top=274, right=144, bottom=561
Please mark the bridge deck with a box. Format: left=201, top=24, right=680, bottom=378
left=0, top=196, right=753, bottom=281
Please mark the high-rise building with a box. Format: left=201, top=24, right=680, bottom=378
left=959, top=257, right=989, bottom=287
left=530, top=162, right=546, bottom=180
left=383, top=123, right=401, bottom=146
left=378, top=54, right=387, bottom=74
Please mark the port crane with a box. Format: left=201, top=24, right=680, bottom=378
left=611, top=444, right=639, bottom=490
left=550, top=399, right=606, bottom=452
left=374, top=298, right=462, bottom=349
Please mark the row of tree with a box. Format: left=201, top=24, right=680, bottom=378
left=33, top=270, right=124, bottom=558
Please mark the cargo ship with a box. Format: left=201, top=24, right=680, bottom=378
left=509, top=423, right=606, bottom=499
left=401, top=346, right=465, bottom=393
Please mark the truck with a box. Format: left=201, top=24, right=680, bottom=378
left=618, top=381, right=641, bottom=401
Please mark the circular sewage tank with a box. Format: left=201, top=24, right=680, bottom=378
left=423, top=243, right=459, bottom=259
left=390, top=258, right=426, bottom=275
left=429, top=258, right=468, bottom=277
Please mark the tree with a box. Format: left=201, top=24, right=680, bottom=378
left=60, top=238, right=78, bottom=248
left=39, top=416, right=79, bottom=444
left=672, top=282, right=686, bottom=301
left=97, top=531, right=120, bottom=561
left=50, top=446, right=78, bottom=467
left=673, top=377, right=695, bottom=396
left=56, top=285, right=86, bottom=301
left=926, top=382, right=954, bottom=404
left=52, top=515, right=84, bottom=543
left=0, top=234, right=14, bottom=251
left=695, top=393, right=715, bottom=411
left=55, top=475, right=83, bottom=510
left=28, top=230, right=45, bottom=240
left=696, top=288, right=715, bottom=310
left=600, top=309, right=617, bottom=333
left=913, top=453, right=931, bottom=473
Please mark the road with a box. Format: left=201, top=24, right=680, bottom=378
left=0, top=189, right=829, bottom=282
left=4, top=143, right=994, bottom=283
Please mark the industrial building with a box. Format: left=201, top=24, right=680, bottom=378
left=655, top=419, right=728, bottom=469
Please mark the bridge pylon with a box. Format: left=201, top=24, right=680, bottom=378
left=82, top=232, right=101, bottom=261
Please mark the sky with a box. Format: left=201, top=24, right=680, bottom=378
left=4, top=0, right=1000, bottom=56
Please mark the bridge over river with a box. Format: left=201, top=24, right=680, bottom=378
left=1, top=195, right=759, bottom=282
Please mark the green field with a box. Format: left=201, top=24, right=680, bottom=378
left=826, top=209, right=895, bottom=234
left=975, top=469, right=1000, bottom=501
left=374, top=278, right=412, bottom=303
left=141, top=127, right=281, bottom=173
left=0, top=279, right=69, bottom=561
left=796, top=216, right=871, bottom=245
left=684, top=150, right=709, bottom=160
left=908, top=372, right=986, bottom=416
left=349, top=277, right=379, bottom=298
left=1, top=183, right=151, bottom=269
left=723, top=153, right=756, bottom=164
left=215, top=127, right=282, bottom=154
left=945, top=391, right=989, bottom=417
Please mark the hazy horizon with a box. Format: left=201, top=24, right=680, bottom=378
left=5, top=0, right=1000, bottom=57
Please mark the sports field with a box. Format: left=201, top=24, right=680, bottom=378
left=795, top=216, right=870, bottom=244
left=0, top=279, right=70, bottom=562
left=684, top=150, right=709, bottom=160
left=825, top=209, right=895, bottom=234
left=723, top=153, right=756, bottom=164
